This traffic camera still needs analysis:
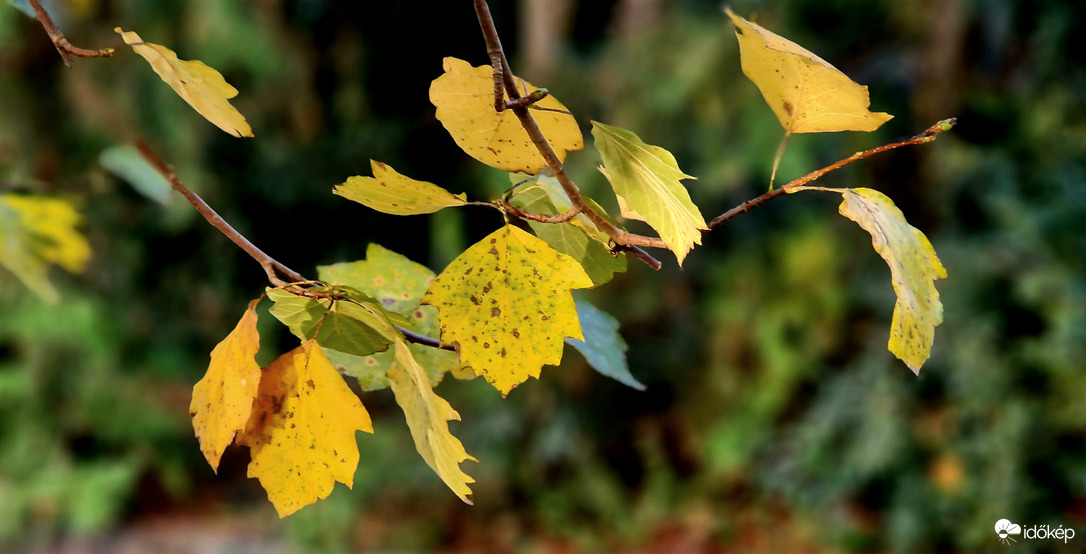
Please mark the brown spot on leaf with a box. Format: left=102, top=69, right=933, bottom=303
left=491, top=307, right=501, bottom=317
left=783, top=101, right=794, bottom=115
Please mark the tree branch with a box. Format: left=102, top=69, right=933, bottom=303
left=137, top=142, right=455, bottom=351
left=29, top=0, right=114, bottom=68
left=707, top=118, right=957, bottom=228
left=473, top=0, right=668, bottom=260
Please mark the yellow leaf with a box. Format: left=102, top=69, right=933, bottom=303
left=429, top=57, right=583, bottom=174
left=422, top=225, right=593, bottom=396
left=190, top=299, right=262, bottom=473
left=725, top=10, right=892, bottom=133
left=387, top=339, right=476, bottom=503
left=0, top=195, right=91, bottom=302
left=238, top=340, right=373, bottom=517
left=591, top=122, right=707, bottom=265
left=838, top=188, right=947, bottom=373
left=115, top=27, right=254, bottom=137
left=334, top=160, right=467, bottom=215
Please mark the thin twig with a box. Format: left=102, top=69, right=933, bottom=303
left=501, top=202, right=582, bottom=223
left=610, top=244, right=663, bottom=271
left=473, top=0, right=668, bottom=259
left=138, top=142, right=453, bottom=351
left=707, top=118, right=956, bottom=229
left=29, top=0, right=114, bottom=68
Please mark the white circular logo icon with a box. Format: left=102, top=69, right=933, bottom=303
left=995, top=519, right=1022, bottom=545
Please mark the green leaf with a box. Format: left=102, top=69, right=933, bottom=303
left=266, top=288, right=395, bottom=357
left=837, top=188, right=947, bottom=373
left=387, top=339, right=476, bottom=504
left=334, top=161, right=467, bottom=215
left=317, top=244, right=464, bottom=389
left=566, top=298, right=644, bottom=390
left=99, top=145, right=174, bottom=205
left=591, top=121, right=707, bottom=265
left=509, top=174, right=627, bottom=287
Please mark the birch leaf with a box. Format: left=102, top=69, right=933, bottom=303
left=266, top=288, right=396, bottom=357
left=0, top=194, right=91, bottom=302
left=430, top=57, right=582, bottom=174
left=238, top=340, right=372, bottom=517
left=190, top=299, right=261, bottom=472
left=422, top=225, right=593, bottom=396
left=725, top=10, right=892, bottom=133
left=318, top=244, right=464, bottom=390
left=334, top=161, right=467, bottom=215
left=509, top=174, right=627, bottom=286
left=115, top=27, right=253, bottom=137
left=838, top=188, right=947, bottom=373
left=387, top=339, right=476, bottom=503
left=591, top=121, right=707, bottom=265
left=566, top=298, right=644, bottom=390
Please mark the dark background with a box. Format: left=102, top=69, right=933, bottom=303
left=1, top=0, right=1084, bottom=552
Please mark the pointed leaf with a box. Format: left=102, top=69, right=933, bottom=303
left=429, top=57, right=583, bottom=174
left=510, top=174, right=627, bottom=286
left=115, top=27, right=253, bottom=137
left=318, top=244, right=464, bottom=389
left=725, top=10, right=892, bottom=134
left=387, top=339, right=476, bottom=503
left=838, top=188, right=947, bottom=373
left=591, top=122, right=707, bottom=265
left=334, top=160, right=467, bottom=215
left=238, top=340, right=372, bottom=517
left=422, top=225, right=593, bottom=396
left=566, top=299, right=644, bottom=390
left=190, top=299, right=262, bottom=472
left=266, top=288, right=395, bottom=357
left=0, top=194, right=91, bottom=302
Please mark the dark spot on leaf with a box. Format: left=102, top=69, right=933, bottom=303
left=783, top=101, right=794, bottom=115
left=492, top=307, right=501, bottom=317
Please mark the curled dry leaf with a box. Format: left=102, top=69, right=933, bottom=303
left=115, top=27, right=253, bottom=137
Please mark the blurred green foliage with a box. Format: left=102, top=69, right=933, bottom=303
left=1, top=0, right=1084, bottom=552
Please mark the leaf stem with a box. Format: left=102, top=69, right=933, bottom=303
left=707, top=118, right=956, bottom=228
left=137, top=142, right=455, bottom=352
left=28, top=0, right=115, bottom=68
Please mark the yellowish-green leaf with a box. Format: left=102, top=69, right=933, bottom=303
left=238, top=340, right=372, bottom=517
left=429, top=57, right=583, bottom=174
left=115, top=27, right=253, bottom=137
left=190, top=299, right=262, bottom=472
left=423, top=225, right=593, bottom=396
left=334, top=161, right=467, bottom=215
left=318, top=244, right=465, bottom=390
left=838, top=188, right=947, bottom=373
left=266, top=288, right=396, bottom=357
left=387, top=339, right=476, bottom=504
left=0, top=194, right=91, bottom=302
left=509, top=174, right=626, bottom=286
left=725, top=10, right=892, bottom=134
left=591, top=122, right=707, bottom=265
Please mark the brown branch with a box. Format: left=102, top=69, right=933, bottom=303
left=29, top=0, right=114, bottom=68
left=473, top=0, right=668, bottom=260
left=138, top=142, right=453, bottom=351
left=707, top=118, right=957, bottom=229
